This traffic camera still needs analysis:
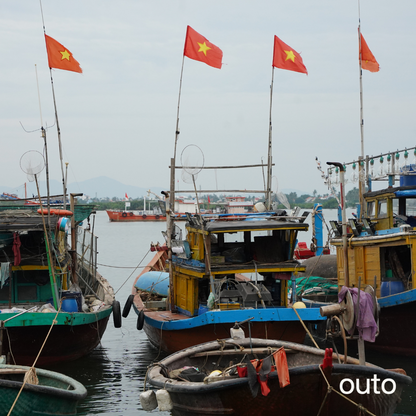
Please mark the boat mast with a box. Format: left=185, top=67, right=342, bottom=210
left=167, top=55, right=185, bottom=312
left=358, top=2, right=365, bottom=218
left=39, top=0, right=67, bottom=209
left=266, top=66, right=275, bottom=210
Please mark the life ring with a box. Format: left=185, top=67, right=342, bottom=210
left=129, top=212, right=133, bottom=216
left=112, top=300, right=122, bottom=328
left=122, top=294, right=134, bottom=318
left=137, top=310, right=145, bottom=330
left=155, top=215, right=160, bottom=220
left=37, top=208, right=73, bottom=216
left=142, top=214, right=147, bottom=219
left=122, top=212, right=127, bottom=218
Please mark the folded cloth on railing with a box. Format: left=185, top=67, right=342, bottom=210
left=338, top=286, right=378, bottom=342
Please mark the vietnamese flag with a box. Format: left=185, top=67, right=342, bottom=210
left=44, top=34, right=82, bottom=73
left=360, top=33, right=379, bottom=73
left=272, top=36, right=307, bottom=74
left=183, top=26, right=223, bottom=69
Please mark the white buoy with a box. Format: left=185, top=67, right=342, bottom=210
left=140, top=390, right=158, bottom=411
left=156, top=389, right=173, bottom=411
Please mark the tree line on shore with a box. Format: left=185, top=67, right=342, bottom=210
left=91, top=188, right=359, bottom=211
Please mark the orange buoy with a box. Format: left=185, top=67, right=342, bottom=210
left=37, top=208, right=73, bottom=216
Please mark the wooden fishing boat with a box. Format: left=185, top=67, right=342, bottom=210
left=305, top=149, right=416, bottom=356
left=0, top=359, right=87, bottom=416
left=143, top=337, right=412, bottom=416
left=0, top=196, right=120, bottom=366
left=124, top=210, right=326, bottom=354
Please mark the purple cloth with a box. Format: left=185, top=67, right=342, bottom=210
left=338, top=286, right=378, bottom=343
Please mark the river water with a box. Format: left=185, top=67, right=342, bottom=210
left=49, top=210, right=415, bottom=415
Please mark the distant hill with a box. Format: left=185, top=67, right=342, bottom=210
left=0, top=177, right=310, bottom=200
left=1, top=176, right=166, bottom=200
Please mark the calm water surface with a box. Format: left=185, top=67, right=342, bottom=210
left=50, top=210, right=415, bottom=415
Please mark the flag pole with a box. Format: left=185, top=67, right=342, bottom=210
left=39, top=0, right=67, bottom=209
left=266, top=66, right=275, bottom=210
left=167, top=54, right=185, bottom=313
left=358, top=1, right=365, bottom=218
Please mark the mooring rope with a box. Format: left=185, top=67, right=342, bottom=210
left=7, top=307, right=61, bottom=416
left=317, top=364, right=376, bottom=416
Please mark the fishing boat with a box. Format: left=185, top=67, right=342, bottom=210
left=0, top=195, right=120, bottom=366
left=124, top=207, right=326, bottom=354
left=142, top=337, right=412, bottom=416
left=303, top=150, right=416, bottom=356
left=0, top=358, right=87, bottom=416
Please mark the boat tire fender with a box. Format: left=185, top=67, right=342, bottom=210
left=122, top=212, right=127, bottom=218
left=137, top=310, right=145, bottom=330
left=122, top=294, right=134, bottom=318
left=129, top=212, right=133, bottom=216
left=155, top=215, right=160, bottom=220
left=112, top=300, right=122, bottom=328
left=142, top=214, right=147, bottom=219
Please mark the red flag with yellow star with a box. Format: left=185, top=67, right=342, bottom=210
left=272, top=36, right=307, bottom=74
left=44, top=34, right=82, bottom=73
left=360, top=33, right=379, bottom=73
left=183, top=26, right=222, bottom=69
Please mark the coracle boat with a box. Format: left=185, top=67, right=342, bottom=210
left=0, top=196, right=120, bottom=366
left=142, top=337, right=412, bottom=416
left=124, top=209, right=326, bottom=354
left=0, top=358, right=87, bottom=416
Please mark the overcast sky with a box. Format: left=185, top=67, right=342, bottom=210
left=1, top=1, right=415, bottom=199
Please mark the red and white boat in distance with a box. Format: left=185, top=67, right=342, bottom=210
left=106, top=192, right=199, bottom=222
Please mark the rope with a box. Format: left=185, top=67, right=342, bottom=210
left=291, top=306, right=320, bottom=349
left=317, top=365, right=376, bottom=416
left=7, top=307, right=61, bottom=416
left=114, top=248, right=151, bottom=296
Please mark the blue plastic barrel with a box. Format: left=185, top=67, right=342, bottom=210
left=61, top=297, right=78, bottom=312
left=380, top=280, right=405, bottom=297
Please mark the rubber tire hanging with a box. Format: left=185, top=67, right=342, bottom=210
left=137, top=310, right=145, bottom=330
left=112, top=300, right=122, bottom=328
left=122, top=294, right=134, bottom=318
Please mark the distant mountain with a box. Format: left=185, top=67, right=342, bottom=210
left=1, top=177, right=311, bottom=200
left=1, top=176, right=166, bottom=200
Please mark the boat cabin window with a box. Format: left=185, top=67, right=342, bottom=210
left=377, top=199, right=388, bottom=218
left=367, top=201, right=375, bottom=218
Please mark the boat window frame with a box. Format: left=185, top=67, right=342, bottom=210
left=367, top=201, right=375, bottom=218
left=377, top=199, right=388, bottom=218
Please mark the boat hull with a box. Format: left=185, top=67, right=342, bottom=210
left=1, top=308, right=111, bottom=366
left=0, top=363, right=87, bottom=416
left=106, top=210, right=165, bottom=222
left=147, top=338, right=411, bottom=416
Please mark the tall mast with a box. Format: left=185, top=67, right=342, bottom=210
left=266, top=67, right=275, bottom=210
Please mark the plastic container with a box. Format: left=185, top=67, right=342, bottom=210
left=61, top=291, right=82, bottom=312
left=61, top=297, right=78, bottom=312
left=198, top=304, right=208, bottom=315
left=380, top=280, right=405, bottom=297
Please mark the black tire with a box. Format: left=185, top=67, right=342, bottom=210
left=129, top=212, right=133, bottom=216
left=155, top=215, right=160, bottom=220
left=112, top=300, right=122, bottom=328
left=142, top=214, right=147, bottom=219
left=137, top=310, right=145, bottom=330
left=122, top=212, right=127, bottom=218
left=122, top=294, right=134, bottom=318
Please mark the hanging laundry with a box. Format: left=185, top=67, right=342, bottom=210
left=12, top=232, right=21, bottom=266
left=0, top=262, right=9, bottom=289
